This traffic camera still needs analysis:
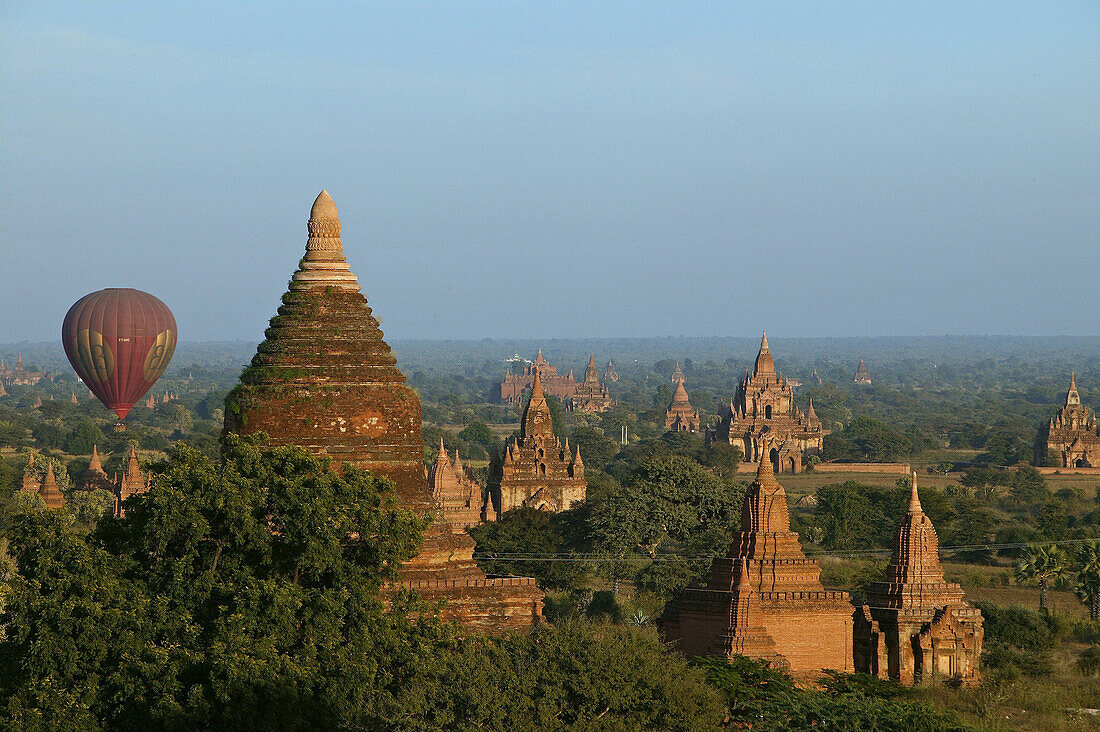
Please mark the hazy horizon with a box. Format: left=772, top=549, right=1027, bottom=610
left=2, top=2, right=1097, bottom=343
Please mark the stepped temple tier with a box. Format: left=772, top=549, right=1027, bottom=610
left=706, top=332, right=826, bottom=473
left=224, top=191, right=542, bottom=630
left=486, top=370, right=587, bottom=520
left=662, top=457, right=853, bottom=676
left=1039, top=373, right=1100, bottom=467
left=569, top=355, right=613, bottom=413
left=854, top=473, right=983, bottom=685
left=496, top=350, right=577, bottom=403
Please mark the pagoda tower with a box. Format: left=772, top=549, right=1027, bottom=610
left=225, top=191, right=541, bottom=630
left=662, top=456, right=853, bottom=674
left=569, top=355, right=613, bottom=413
left=664, top=378, right=700, bottom=433
left=854, top=473, right=983, bottom=685
left=79, top=445, right=112, bottom=492
left=38, top=462, right=65, bottom=510
left=20, top=453, right=38, bottom=494
left=1038, top=373, right=1100, bottom=467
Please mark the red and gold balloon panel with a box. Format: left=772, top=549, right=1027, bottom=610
left=62, top=289, right=177, bottom=420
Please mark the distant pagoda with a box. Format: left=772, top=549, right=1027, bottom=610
left=496, top=349, right=578, bottom=404
left=225, top=191, right=542, bottom=630
left=853, top=358, right=872, bottom=385
left=569, top=355, right=613, bottom=413
left=428, top=440, right=483, bottom=530
left=605, top=359, right=619, bottom=382
left=664, top=368, right=700, bottom=433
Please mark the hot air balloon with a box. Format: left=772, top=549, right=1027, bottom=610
left=62, top=289, right=177, bottom=427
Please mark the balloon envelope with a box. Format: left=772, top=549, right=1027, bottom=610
left=62, top=288, right=177, bottom=420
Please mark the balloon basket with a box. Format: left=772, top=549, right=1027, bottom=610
left=113, top=420, right=127, bottom=433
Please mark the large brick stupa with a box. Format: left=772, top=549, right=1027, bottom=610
left=225, top=191, right=542, bottom=630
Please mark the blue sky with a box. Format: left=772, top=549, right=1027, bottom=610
left=1, top=2, right=1097, bottom=342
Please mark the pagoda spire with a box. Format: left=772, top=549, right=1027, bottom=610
left=89, top=444, right=103, bottom=472
left=290, top=190, right=361, bottom=292
left=1067, top=372, right=1081, bottom=406
left=521, top=369, right=552, bottom=439
left=907, top=470, right=923, bottom=514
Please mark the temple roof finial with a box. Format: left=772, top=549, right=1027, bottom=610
left=291, top=190, right=361, bottom=293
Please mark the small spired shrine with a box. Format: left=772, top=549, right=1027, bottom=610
left=225, top=191, right=542, bottom=630
left=428, top=440, right=483, bottom=530
left=662, top=457, right=853, bottom=675
left=1038, top=373, right=1100, bottom=468
left=854, top=473, right=983, bottom=685
left=487, top=370, right=587, bottom=520
left=664, top=369, right=700, bottom=433
left=569, top=355, right=613, bottom=413
left=707, top=332, right=826, bottom=473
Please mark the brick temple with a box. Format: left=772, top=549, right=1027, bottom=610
left=661, top=456, right=853, bottom=676
left=486, top=369, right=587, bottom=520
left=496, top=350, right=577, bottom=403
left=1038, top=373, right=1100, bottom=467
left=224, top=191, right=542, bottom=630
left=854, top=473, right=983, bottom=685
left=569, top=355, right=613, bottom=413
left=707, top=332, right=826, bottom=473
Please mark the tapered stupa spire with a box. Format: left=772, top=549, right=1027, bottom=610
left=291, top=190, right=361, bottom=292
left=89, top=444, right=103, bottom=472
left=753, top=331, right=775, bottom=376
left=907, top=471, right=923, bottom=513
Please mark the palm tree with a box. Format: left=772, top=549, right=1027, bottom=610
left=1074, top=540, right=1100, bottom=620
left=1016, top=544, right=1068, bottom=613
